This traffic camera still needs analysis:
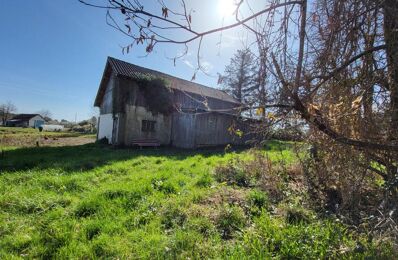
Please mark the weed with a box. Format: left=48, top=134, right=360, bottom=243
left=186, top=217, right=216, bottom=237
left=151, top=177, right=178, bottom=194
left=214, top=161, right=251, bottom=187
left=216, top=204, right=246, bottom=239
left=284, top=207, right=311, bottom=225
left=161, top=202, right=187, bottom=229
left=195, top=173, right=213, bottom=187
left=0, top=137, right=394, bottom=259
left=247, top=189, right=268, bottom=216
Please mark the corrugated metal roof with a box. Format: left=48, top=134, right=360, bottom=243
left=107, top=57, right=240, bottom=104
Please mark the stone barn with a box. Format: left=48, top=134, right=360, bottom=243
left=94, top=57, right=245, bottom=148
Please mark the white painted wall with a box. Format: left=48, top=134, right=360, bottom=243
left=98, top=113, right=114, bottom=144
left=28, top=115, right=45, bottom=127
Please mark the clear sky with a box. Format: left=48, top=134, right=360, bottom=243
left=0, top=0, right=248, bottom=121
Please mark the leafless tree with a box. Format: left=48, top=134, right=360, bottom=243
left=79, top=0, right=397, bottom=191
left=36, top=109, right=52, bottom=120
left=78, top=0, right=396, bottom=145
left=0, top=102, right=17, bottom=125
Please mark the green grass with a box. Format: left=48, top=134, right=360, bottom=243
left=0, top=141, right=395, bottom=258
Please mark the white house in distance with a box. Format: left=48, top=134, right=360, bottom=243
left=6, top=114, right=45, bottom=128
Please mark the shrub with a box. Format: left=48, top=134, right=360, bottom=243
left=302, top=137, right=391, bottom=226
left=214, top=155, right=287, bottom=203
left=213, top=160, right=251, bottom=187
left=216, top=204, right=246, bottom=239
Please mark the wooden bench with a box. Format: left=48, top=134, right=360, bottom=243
left=132, top=139, right=161, bottom=149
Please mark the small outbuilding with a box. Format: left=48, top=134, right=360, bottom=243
left=95, top=57, right=247, bottom=148
left=6, top=114, right=45, bottom=128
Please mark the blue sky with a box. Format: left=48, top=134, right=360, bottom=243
left=0, top=0, right=248, bottom=121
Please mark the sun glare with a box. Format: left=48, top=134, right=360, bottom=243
left=218, top=0, right=236, bottom=17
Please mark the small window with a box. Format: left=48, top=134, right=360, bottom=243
left=142, top=120, right=156, bottom=132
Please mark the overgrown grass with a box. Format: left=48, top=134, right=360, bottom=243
left=0, top=127, right=95, bottom=147
left=0, top=126, right=90, bottom=137
left=0, top=141, right=395, bottom=258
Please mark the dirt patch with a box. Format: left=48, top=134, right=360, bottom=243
left=1, top=136, right=95, bottom=147
left=39, top=136, right=95, bottom=147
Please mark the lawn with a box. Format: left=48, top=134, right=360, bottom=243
left=0, top=129, right=395, bottom=258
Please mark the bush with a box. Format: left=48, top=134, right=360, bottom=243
left=214, top=160, right=251, bottom=187
left=214, top=155, right=287, bottom=202
left=302, top=137, right=392, bottom=226
left=216, top=204, right=246, bottom=239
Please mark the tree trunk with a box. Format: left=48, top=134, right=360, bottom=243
left=384, top=0, right=398, bottom=142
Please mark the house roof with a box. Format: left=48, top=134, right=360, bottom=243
left=11, top=114, right=43, bottom=121
left=94, top=57, right=240, bottom=107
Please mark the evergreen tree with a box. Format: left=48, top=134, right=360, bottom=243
left=222, top=49, right=257, bottom=104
